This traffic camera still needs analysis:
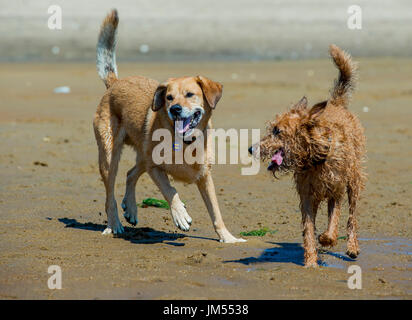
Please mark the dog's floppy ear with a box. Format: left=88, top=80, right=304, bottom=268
left=308, top=100, right=328, bottom=119
left=292, top=96, right=308, bottom=111
left=196, top=76, right=223, bottom=109
left=152, top=83, right=168, bottom=111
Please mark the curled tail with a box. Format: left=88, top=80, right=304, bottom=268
left=96, top=9, right=119, bottom=88
left=329, top=44, right=357, bottom=107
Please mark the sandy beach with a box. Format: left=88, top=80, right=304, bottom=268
left=0, top=58, right=411, bottom=299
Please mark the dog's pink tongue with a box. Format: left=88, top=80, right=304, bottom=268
left=176, top=118, right=191, bottom=134
left=272, top=151, right=283, bottom=165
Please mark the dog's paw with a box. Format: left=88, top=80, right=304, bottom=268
left=121, top=201, right=138, bottom=226
left=303, top=254, right=319, bottom=268
left=102, top=227, right=113, bottom=235
left=346, top=249, right=360, bottom=259
left=102, top=222, right=124, bottom=235
left=219, top=236, right=247, bottom=244
left=218, top=230, right=247, bottom=243
left=170, top=201, right=192, bottom=231
left=303, top=262, right=319, bottom=269
left=346, top=238, right=360, bottom=259
left=318, top=232, right=337, bottom=247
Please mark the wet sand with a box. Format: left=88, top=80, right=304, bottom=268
left=0, top=59, right=411, bottom=299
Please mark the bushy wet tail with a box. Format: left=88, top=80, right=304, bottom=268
left=329, top=44, right=357, bottom=107
left=96, top=9, right=119, bottom=88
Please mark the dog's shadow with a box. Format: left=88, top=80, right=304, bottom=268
left=224, top=242, right=356, bottom=267
left=225, top=242, right=305, bottom=266
left=58, top=218, right=187, bottom=246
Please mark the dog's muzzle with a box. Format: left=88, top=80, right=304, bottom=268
left=268, top=148, right=285, bottom=172
left=169, top=105, right=204, bottom=138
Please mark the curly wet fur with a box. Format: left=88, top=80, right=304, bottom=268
left=258, top=45, right=366, bottom=267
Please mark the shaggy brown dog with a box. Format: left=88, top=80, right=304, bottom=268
left=250, top=45, right=366, bottom=267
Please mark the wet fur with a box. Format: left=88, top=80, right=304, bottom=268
left=93, top=10, right=243, bottom=243
left=258, top=45, right=366, bottom=267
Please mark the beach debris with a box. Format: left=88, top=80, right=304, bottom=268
left=362, top=106, right=369, bottom=112
left=186, top=251, right=208, bottom=264
left=139, top=44, right=150, bottom=54
left=51, top=46, right=60, bottom=55
left=33, top=161, right=48, bottom=167
left=138, top=198, right=170, bottom=209
left=240, top=227, right=277, bottom=237
left=53, top=86, right=71, bottom=94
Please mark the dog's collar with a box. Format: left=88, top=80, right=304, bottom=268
left=182, top=126, right=207, bottom=145
left=183, top=136, right=196, bottom=145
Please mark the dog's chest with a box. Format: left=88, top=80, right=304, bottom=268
left=162, top=163, right=207, bottom=183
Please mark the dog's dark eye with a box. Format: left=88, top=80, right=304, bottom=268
left=166, top=94, right=173, bottom=101
left=186, top=92, right=194, bottom=98
left=273, top=126, right=281, bottom=136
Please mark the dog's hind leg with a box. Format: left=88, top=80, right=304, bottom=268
left=121, top=159, right=145, bottom=226
left=318, top=198, right=342, bottom=248
left=94, top=116, right=126, bottom=235
left=346, top=184, right=360, bottom=258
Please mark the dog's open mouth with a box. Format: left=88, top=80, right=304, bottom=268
left=175, top=111, right=202, bottom=137
left=267, top=149, right=284, bottom=172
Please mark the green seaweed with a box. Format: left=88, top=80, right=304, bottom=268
left=137, top=198, right=187, bottom=209
left=138, top=198, right=170, bottom=209
left=240, top=227, right=277, bottom=237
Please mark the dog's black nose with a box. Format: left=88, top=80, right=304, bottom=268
left=248, top=146, right=253, bottom=155
left=170, top=104, right=182, bottom=116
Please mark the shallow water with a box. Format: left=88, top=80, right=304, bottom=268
left=232, top=237, right=412, bottom=295
left=320, top=238, right=412, bottom=269
left=225, top=237, right=410, bottom=273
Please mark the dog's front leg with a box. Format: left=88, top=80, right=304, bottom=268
left=197, top=173, right=245, bottom=243
left=300, top=196, right=319, bottom=267
left=148, top=167, right=192, bottom=231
